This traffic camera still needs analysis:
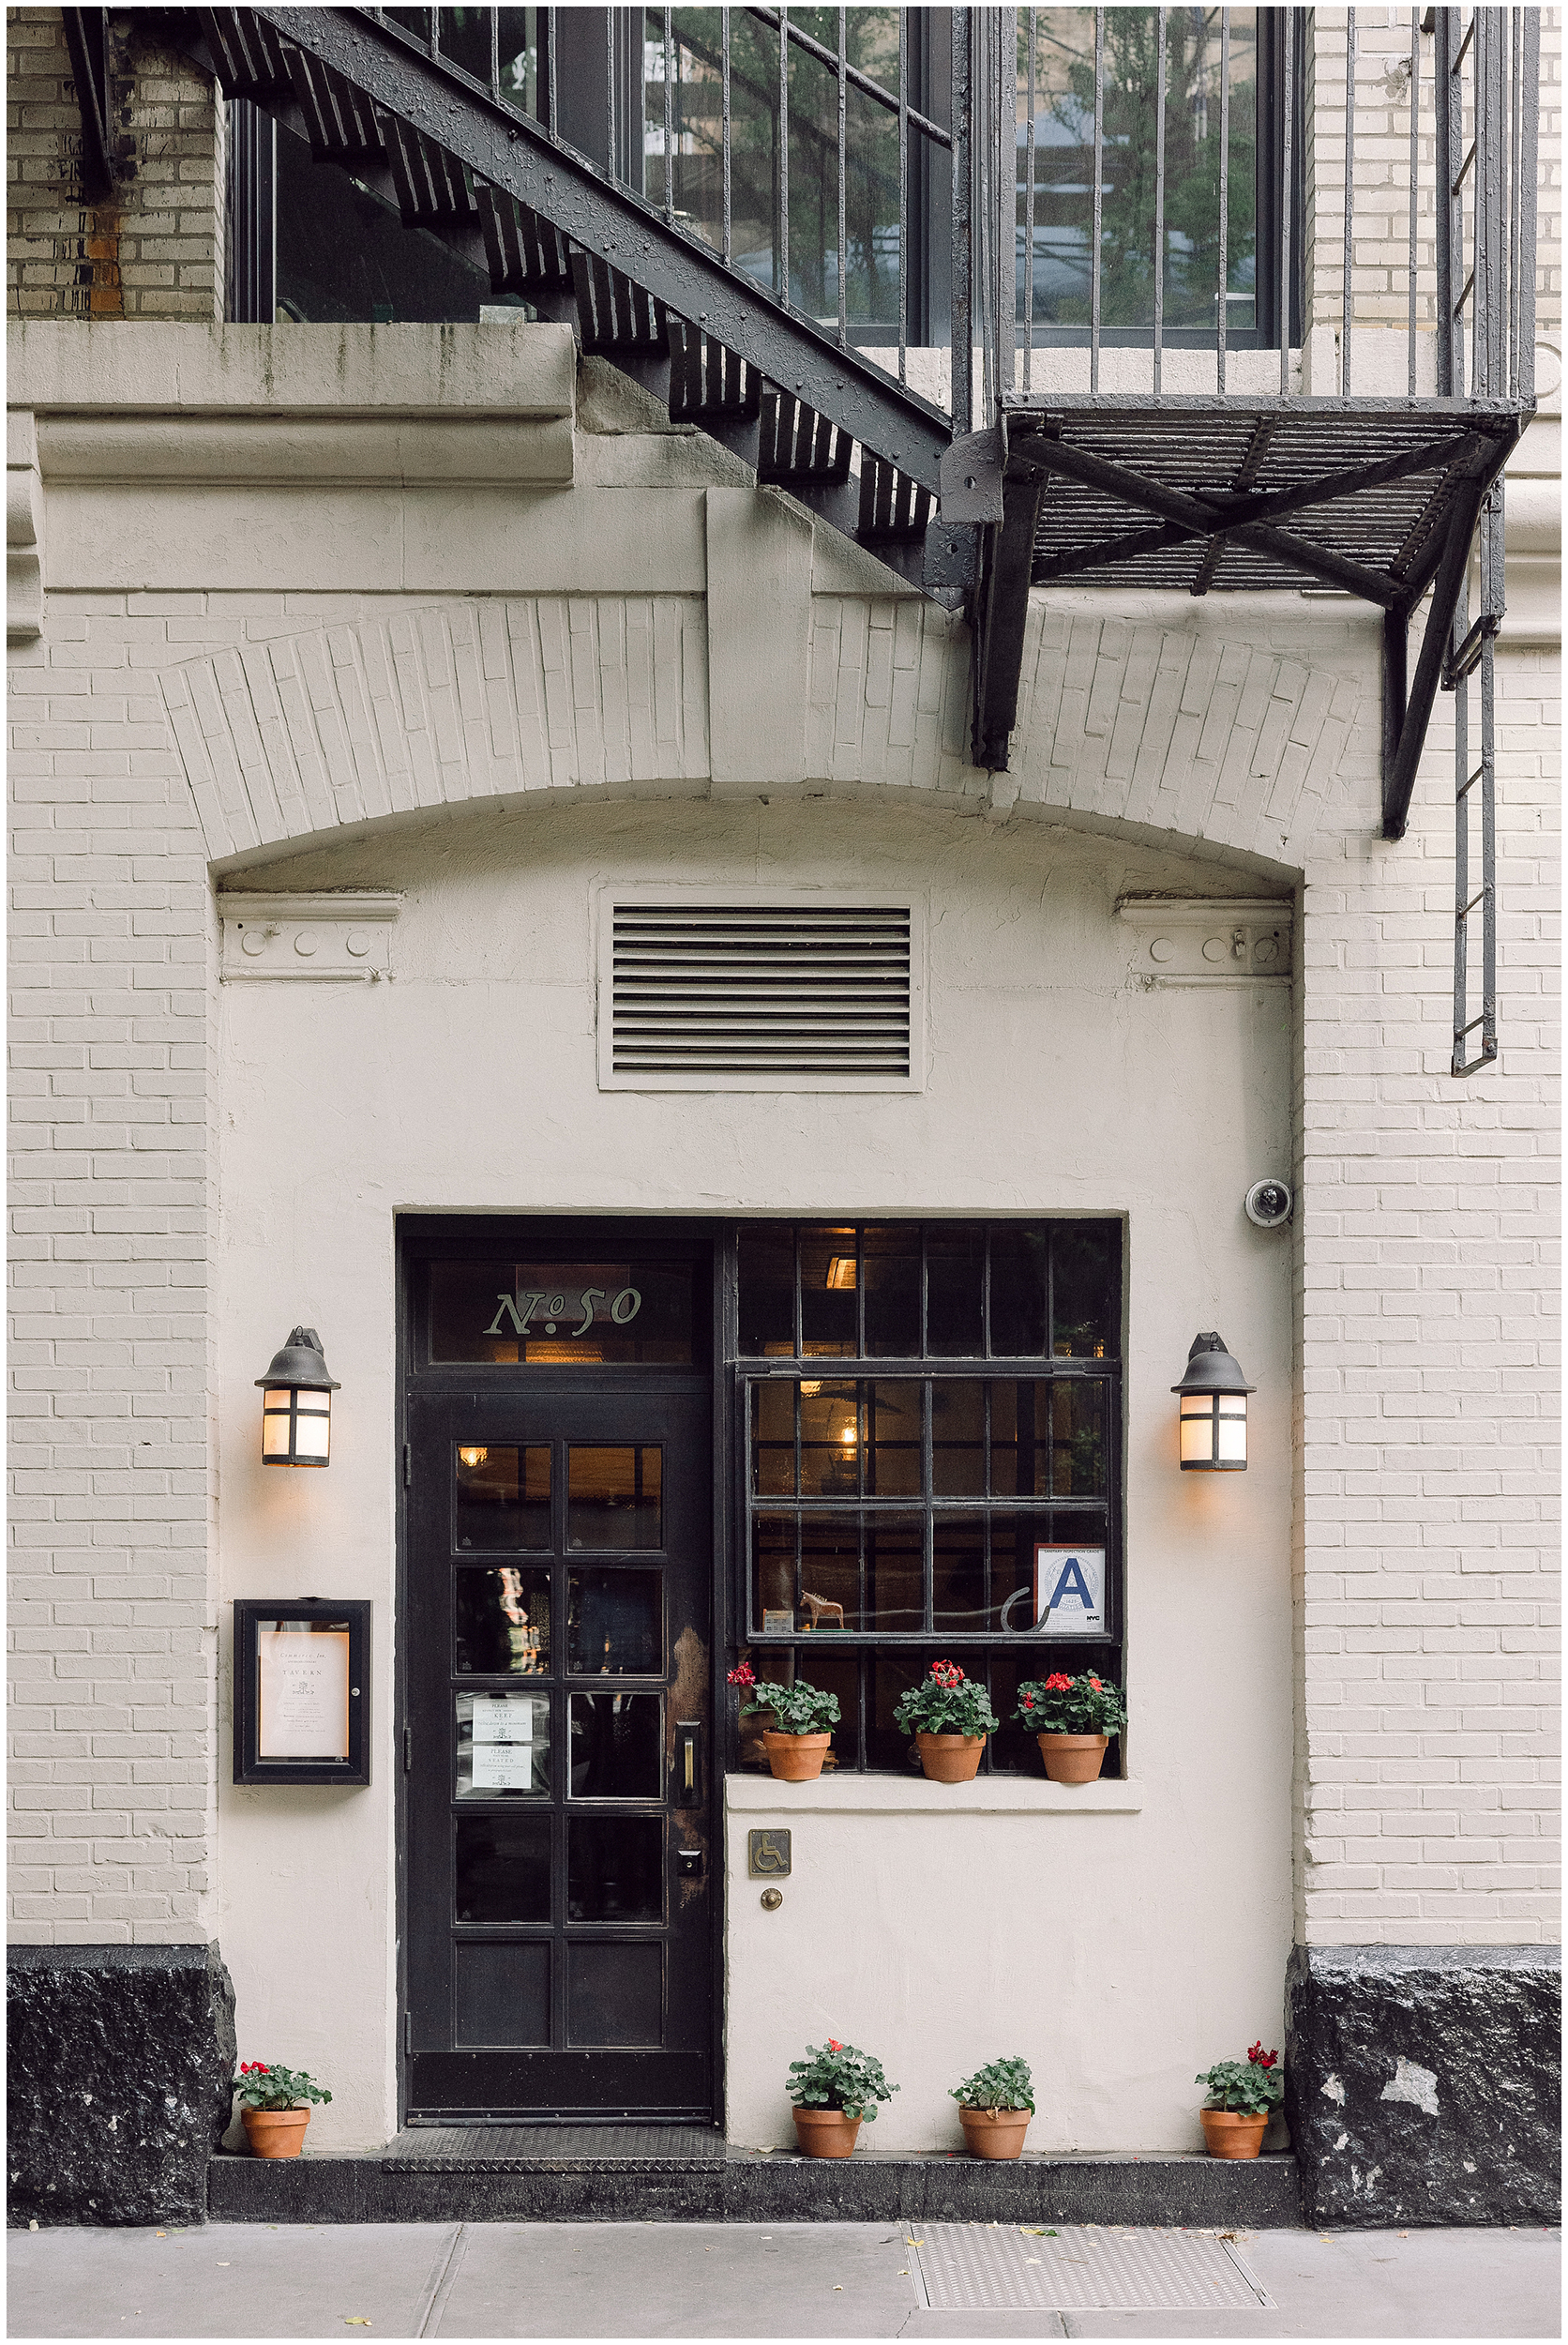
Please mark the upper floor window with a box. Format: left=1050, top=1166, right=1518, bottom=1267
left=236, top=8, right=1294, bottom=347
left=1017, top=8, right=1271, bottom=343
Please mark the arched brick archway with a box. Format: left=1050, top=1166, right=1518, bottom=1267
left=159, top=592, right=1359, bottom=870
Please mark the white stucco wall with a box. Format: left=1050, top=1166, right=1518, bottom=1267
left=209, top=797, right=1295, bottom=2153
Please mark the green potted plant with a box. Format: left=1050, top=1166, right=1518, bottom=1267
left=951, top=2055, right=1035, bottom=2159
left=893, top=1659, right=999, bottom=1782
left=233, top=2061, right=332, bottom=2159
left=1015, top=1670, right=1126, bottom=1783
left=786, top=2037, right=897, bottom=2157
left=1195, top=2040, right=1283, bottom=2159
left=729, top=1661, right=840, bottom=1781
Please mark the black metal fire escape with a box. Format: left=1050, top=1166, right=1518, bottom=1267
left=113, top=6, right=1536, bottom=1071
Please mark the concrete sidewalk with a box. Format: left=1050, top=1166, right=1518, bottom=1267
left=7, top=2218, right=1560, bottom=2339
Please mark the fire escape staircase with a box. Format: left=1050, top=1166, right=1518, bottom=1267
left=151, top=4, right=957, bottom=595
left=106, top=7, right=1536, bottom=1067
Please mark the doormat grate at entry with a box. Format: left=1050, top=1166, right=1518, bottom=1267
left=384, top=2125, right=726, bottom=2170
left=909, top=2223, right=1274, bottom=2313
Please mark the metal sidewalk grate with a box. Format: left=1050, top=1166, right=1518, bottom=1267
left=909, top=2223, right=1274, bottom=2314
left=384, top=2123, right=726, bottom=2170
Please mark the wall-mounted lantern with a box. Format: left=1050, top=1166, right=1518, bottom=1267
left=1173, top=1331, right=1254, bottom=1471
left=257, top=1326, right=339, bottom=1467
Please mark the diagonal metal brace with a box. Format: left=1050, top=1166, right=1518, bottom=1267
left=1010, top=431, right=1403, bottom=604
left=1380, top=468, right=1495, bottom=839
left=1030, top=435, right=1495, bottom=590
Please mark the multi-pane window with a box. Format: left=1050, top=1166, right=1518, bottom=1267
left=734, top=1220, right=1123, bottom=1776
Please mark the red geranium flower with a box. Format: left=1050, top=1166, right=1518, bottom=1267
left=1088, top=1676, right=1102, bottom=1690
left=930, top=1660, right=964, bottom=1687
left=727, top=1663, right=756, bottom=1687
left=827, top=2039, right=843, bottom=2052
left=1247, top=2040, right=1279, bottom=2070
left=1043, top=1672, right=1074, bottom=1693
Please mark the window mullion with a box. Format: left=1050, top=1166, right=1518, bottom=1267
left=922, top=1380, right=933, bottom=1634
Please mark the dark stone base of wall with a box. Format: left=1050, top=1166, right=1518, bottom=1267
left=1285, top=1943, right=1560, bottom=2229
left=208, top=2147, right=1302, bottom=2226
left=8, top=1944, right=236, bottom=2228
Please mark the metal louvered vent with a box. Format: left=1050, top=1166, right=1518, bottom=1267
left=598, top=896, right=922, bottom=1092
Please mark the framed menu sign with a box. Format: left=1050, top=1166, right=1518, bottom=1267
left=233, top=1599, right=371, bottom=1785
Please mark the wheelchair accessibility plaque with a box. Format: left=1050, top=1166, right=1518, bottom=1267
left=747, top=1828, right=792, bottom=1879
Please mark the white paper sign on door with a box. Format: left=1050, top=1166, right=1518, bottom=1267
left=470, top=1744, right=537, bottom=1791
left=471, top=1693, right=534, bottom=1744
left=257, top=1625, right=351, bottom=1759
left=1033, top=1545, right=1107, bottom=1637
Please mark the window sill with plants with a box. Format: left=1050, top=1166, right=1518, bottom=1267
left=726, top=1658, right=1138, bottom=1808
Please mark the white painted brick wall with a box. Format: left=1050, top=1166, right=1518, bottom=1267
left=1292, top=633, right=1560, bottom=1945
left=7, top=7, right=225, bottom=325
left=1304, top=10, right=1561, bottom=356
left=8, top=593, right=218, bottom=1943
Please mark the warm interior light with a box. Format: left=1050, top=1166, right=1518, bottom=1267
left=824, top=1255, right=857, bottom=1290
left=459, top=1445, right=489, bottom=1470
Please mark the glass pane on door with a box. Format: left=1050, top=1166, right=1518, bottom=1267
left=455, top=1813, right=550, bottom=1922
left=455, top=1566, right=550, bottom=1673
left=566, top=1567, right=663, bottom=1673
left=568, top=1692, right=663, bottom=1799
left=567, top=1446, right=663, bottom=1549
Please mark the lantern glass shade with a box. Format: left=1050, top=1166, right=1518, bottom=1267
left=1179, top=1390, right=1247, bottom=1469
left=261, top=1385, right=331, bottom=1466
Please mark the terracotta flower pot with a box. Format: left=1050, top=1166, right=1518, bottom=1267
left=242, top=2106, right=312, bottom=2159
left=914, top=1732, right=986, bottom=1783
left=958, top=2107, right=1032, bottom=2160
left=792, top=2106, right=862, bottom=2158
left=1037, top=1732, right=1108, bottom=1785
left=1199, top=2108, right=1268, bottom=2160
left=762, top=1730, right=830, bottom=1782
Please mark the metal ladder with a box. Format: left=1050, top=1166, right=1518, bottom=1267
left=1439, top=7, right=1537, bottom=1075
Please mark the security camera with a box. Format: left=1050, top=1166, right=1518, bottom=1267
left=1244, top=1180, right=1293, bottom=1230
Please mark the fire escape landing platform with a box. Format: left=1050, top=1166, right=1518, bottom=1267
left=966, top=396, right=1522, bottom=831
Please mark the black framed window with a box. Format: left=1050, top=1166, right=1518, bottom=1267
left=731, top=1219, right=1123, bottom=1776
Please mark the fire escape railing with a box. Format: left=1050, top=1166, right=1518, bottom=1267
left=113, top=7, right=1539, bottom=1071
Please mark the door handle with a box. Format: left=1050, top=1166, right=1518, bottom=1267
left=674, top=1719, right=703, bottom=1809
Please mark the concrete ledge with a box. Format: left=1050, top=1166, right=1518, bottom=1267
left=207, top=2149, right=1299, bottom=2228
left=725, top=1773, right=1144, bottom=1815
left=8, top=322, right=578, bottom=419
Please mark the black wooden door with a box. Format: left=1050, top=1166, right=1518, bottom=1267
left=403, top=1373, right=714, bottom=2118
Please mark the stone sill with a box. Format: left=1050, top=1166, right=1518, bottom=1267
left=724, top=1772, right=1143, bottom=1816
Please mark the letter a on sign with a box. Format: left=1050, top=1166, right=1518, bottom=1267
left=1033, top=1544, right=1106, bottom=1636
